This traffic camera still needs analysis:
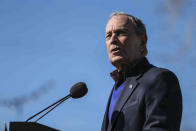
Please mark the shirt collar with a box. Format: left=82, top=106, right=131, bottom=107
left=110, top=57, right=151, bottom=82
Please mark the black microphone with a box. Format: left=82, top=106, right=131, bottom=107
left=70, top=82, right=88, bottom=98
left=26, top=82, right=88, bottom=122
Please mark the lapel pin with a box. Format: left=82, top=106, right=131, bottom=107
left=129, top=84, right=133, bottom=89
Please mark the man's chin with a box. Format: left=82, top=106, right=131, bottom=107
left=111, top=57, right=125, bottom=68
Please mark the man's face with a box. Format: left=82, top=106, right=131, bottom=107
left=105, top=15, right=142, bottom=69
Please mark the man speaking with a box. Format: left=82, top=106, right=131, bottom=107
left=102, top=12, right=182, bottom=131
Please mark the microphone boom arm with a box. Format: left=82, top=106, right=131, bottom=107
left=25, top=82, right=87, bottom=122
left=26, top=95, right=71, bottom=122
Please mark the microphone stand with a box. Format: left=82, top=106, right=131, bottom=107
left=26, top=95, right=71, bottom=122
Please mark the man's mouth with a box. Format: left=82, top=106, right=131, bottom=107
left=111, top=48, right=120, bottom=52
left=111, top=48, right=121, bottom=55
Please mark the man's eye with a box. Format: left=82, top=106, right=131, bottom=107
left=105, top=34, right=111, bottom=39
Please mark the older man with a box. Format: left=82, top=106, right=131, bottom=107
left=102, top=12, right=182, bottom=131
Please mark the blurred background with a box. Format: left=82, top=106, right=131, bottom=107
left=0, top=0, right=195, bottom=130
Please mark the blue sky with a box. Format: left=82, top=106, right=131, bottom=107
left=0, top=0, right=196, bottom=130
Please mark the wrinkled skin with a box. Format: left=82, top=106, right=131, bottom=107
left=105, top=15, right=145, bottom=70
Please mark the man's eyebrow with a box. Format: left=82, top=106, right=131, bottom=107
left=106, top=28, right=129, bottom=33
left=105, top=31, right=111, bottom=36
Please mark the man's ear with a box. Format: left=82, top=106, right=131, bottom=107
left=139, top=34, right=147, bottom=55
left=141, top=34, right=147, bottom=46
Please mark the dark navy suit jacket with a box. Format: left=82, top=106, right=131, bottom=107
left=102, top=58, right=182, bottom=131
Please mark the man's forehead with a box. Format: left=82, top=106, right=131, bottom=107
left=106, top=15, right=131, bottom=31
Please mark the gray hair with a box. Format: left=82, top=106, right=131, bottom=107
left=108, top=12, right=148, bottom=56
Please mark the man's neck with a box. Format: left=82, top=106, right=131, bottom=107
left=116, top=57, right=144, bottom=72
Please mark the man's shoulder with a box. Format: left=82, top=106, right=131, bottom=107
left=141, top=65, right=179, bottom=83
left=147, top=65, right=177, bottom=77
left=137, top=65, right=180, bottom=95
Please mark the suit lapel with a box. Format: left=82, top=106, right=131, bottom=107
left=105, top=57, right=152, bottom=131
left=109, top=75, right=140, bottom=131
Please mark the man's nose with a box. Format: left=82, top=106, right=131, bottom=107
left=110, top=34, right=118, bottom=44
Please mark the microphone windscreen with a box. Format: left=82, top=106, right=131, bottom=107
left=70, top=82, right=88, bottom=98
